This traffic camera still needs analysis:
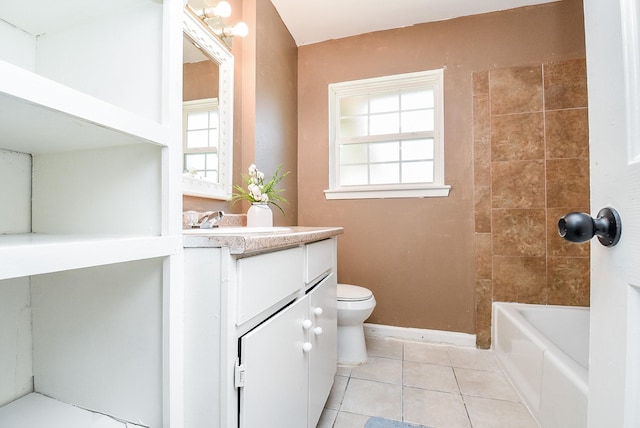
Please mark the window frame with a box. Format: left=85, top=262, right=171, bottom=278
left=183, top=97, right=232, bottom=200
left=183, top=98, right=220, bottom=181
left=325, top=69, right=450, bottom=200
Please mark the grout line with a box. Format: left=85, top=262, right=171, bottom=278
left=329, top=340, right=535, bottom=427
left=448, top=348, right=475, bottom=427
left=541, top=62, right=550, bottom=305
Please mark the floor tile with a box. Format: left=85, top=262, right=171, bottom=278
left=327, top=339, right=536, bottom=428
left=333, top=411, right=370, bottom=428
left=403, top=341, right=451, bottom=366
left=351, top=356, right=402, bottom=384
left=367, top=337, right=404, bottom=359
left=464, top=395, right=539, bottom=428
left=326, top=375, right=349, bottom=409
left=317, top=408, right=337, bottom=428
left=340, top=378, right=402, bottom=420
left=403, top=361, right=459, bottom=393
left=454, top=367, right=520, bottom=401
left=448, top=347, right=500, bottom=371
left=403, top=387, right=471, bottom=428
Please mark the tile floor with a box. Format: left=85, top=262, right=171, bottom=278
left=317, top=337, right=539, bottom=428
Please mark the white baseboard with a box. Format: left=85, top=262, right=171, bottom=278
left=364, top=323, right=476, bottom=348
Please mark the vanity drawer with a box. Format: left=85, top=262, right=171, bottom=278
left=305, top=239, right=335, bottom=285
left=236, top=247, right=304, bottom=325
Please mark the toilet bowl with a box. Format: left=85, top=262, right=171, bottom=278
left=337, top=283, right=376, bottom=365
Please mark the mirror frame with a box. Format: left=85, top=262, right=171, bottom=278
left=182, top=7, right=234, bottom=199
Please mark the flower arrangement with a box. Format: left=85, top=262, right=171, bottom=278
left=232, top=164, right=290, bottom=214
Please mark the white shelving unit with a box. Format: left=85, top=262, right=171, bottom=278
left=0, top=1, right=183, bottom=427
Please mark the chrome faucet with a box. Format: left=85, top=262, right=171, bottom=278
left=198, top=211, right=224, bottom=228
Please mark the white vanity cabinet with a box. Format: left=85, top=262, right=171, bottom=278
left=184, top=231, right=341, bottom=428
left=0, top=1, right=182, bottom=427
left=239, top=273, right=337, bottom=428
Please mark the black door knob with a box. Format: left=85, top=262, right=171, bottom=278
left=558, top=207, right=622, bottom=247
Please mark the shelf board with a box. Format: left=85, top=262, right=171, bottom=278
left=0, top=60, right=170, bottom=155
left=0, top=393, right=146, bottom=428
left=0, top=234, right=182, bottom=280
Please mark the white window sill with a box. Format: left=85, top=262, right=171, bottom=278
left=324, top=184, right=451, bottom=200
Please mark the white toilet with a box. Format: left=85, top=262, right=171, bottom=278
left=337, top=283, right=376, bottom=365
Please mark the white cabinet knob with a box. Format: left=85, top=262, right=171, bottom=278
left=302, top=319, right=313, bottom=329
left=313, top=326, right=323, bottom=336
left=302, top=342, right=313, bottom=353
left=313, top=307, right=323, bottom=316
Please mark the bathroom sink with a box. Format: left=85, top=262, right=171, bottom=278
left=183, top=227, right=292, bottom=235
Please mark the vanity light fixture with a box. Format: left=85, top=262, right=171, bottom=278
left=188, top=2, right=249, bottom=48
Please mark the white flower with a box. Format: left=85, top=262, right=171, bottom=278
left=182, top=168, right=201, bottom=178
left=233, top=163, right=288, bottom=213
left=248, top=183, right=262, bottom=200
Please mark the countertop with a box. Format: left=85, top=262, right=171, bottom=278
left=182, top=226, right=343, bottom=255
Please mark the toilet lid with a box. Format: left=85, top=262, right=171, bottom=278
left=337, top=283, right=373, bottom=301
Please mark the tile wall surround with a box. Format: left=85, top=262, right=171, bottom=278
left=472, top=59, right=590, bottom=348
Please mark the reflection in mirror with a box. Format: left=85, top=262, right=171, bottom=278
left=182, top=7, right=234, bottom=200
left=183, top=37, right=220, bottom=181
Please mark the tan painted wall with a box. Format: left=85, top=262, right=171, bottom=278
left=253, top=0, right=298, bottom=225
left=183, top=60, right=219, bottom=102
left=297, top=0, right=586, bottom=334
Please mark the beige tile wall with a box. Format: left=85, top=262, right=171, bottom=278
left=473, top=59, right=590, bottom=348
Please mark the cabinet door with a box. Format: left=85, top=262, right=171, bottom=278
left=239, top=295, right=309, bottom=428
left=308, top=273, right=337, bottom=427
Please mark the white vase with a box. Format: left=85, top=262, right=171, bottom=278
left=247, top=203, right=273, bottom=227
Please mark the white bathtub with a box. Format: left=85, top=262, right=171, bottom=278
left=492, top=302, right=589, bottom=428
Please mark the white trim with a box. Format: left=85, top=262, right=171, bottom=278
left=324, top=184, right=450, bottom=199
left=622, top=0, right=640, bottom=162
left=329, top=69, right=444, bottom=94
left=327, top=69, right=450, bottom=199
left=183, top=98, right=219, bottom=111
left=364, top=322, right=476, bottom=348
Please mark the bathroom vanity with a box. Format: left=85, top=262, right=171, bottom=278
left=183, top=227, right=342, bottom=428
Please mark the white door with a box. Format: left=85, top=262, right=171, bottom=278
left=583, top=1, right=640, bottom=427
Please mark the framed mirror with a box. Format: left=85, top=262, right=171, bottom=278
left=182, top=6, right=234, bottom=199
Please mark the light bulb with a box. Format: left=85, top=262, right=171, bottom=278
left=201, top=1, right=231, bottom=19
left=212, top=1, right=231, bottom=18
left=232, top=21, right=249, bottom=37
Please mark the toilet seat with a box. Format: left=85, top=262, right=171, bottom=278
left=338, top=283, right=373, bottom=302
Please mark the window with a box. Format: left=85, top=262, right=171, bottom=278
left=326, top=69, right=450, bottom=199
left=183, top=99, right=220, bottom=181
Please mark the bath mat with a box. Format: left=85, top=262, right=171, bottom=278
left=365, top=417, right=432, bottom=428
